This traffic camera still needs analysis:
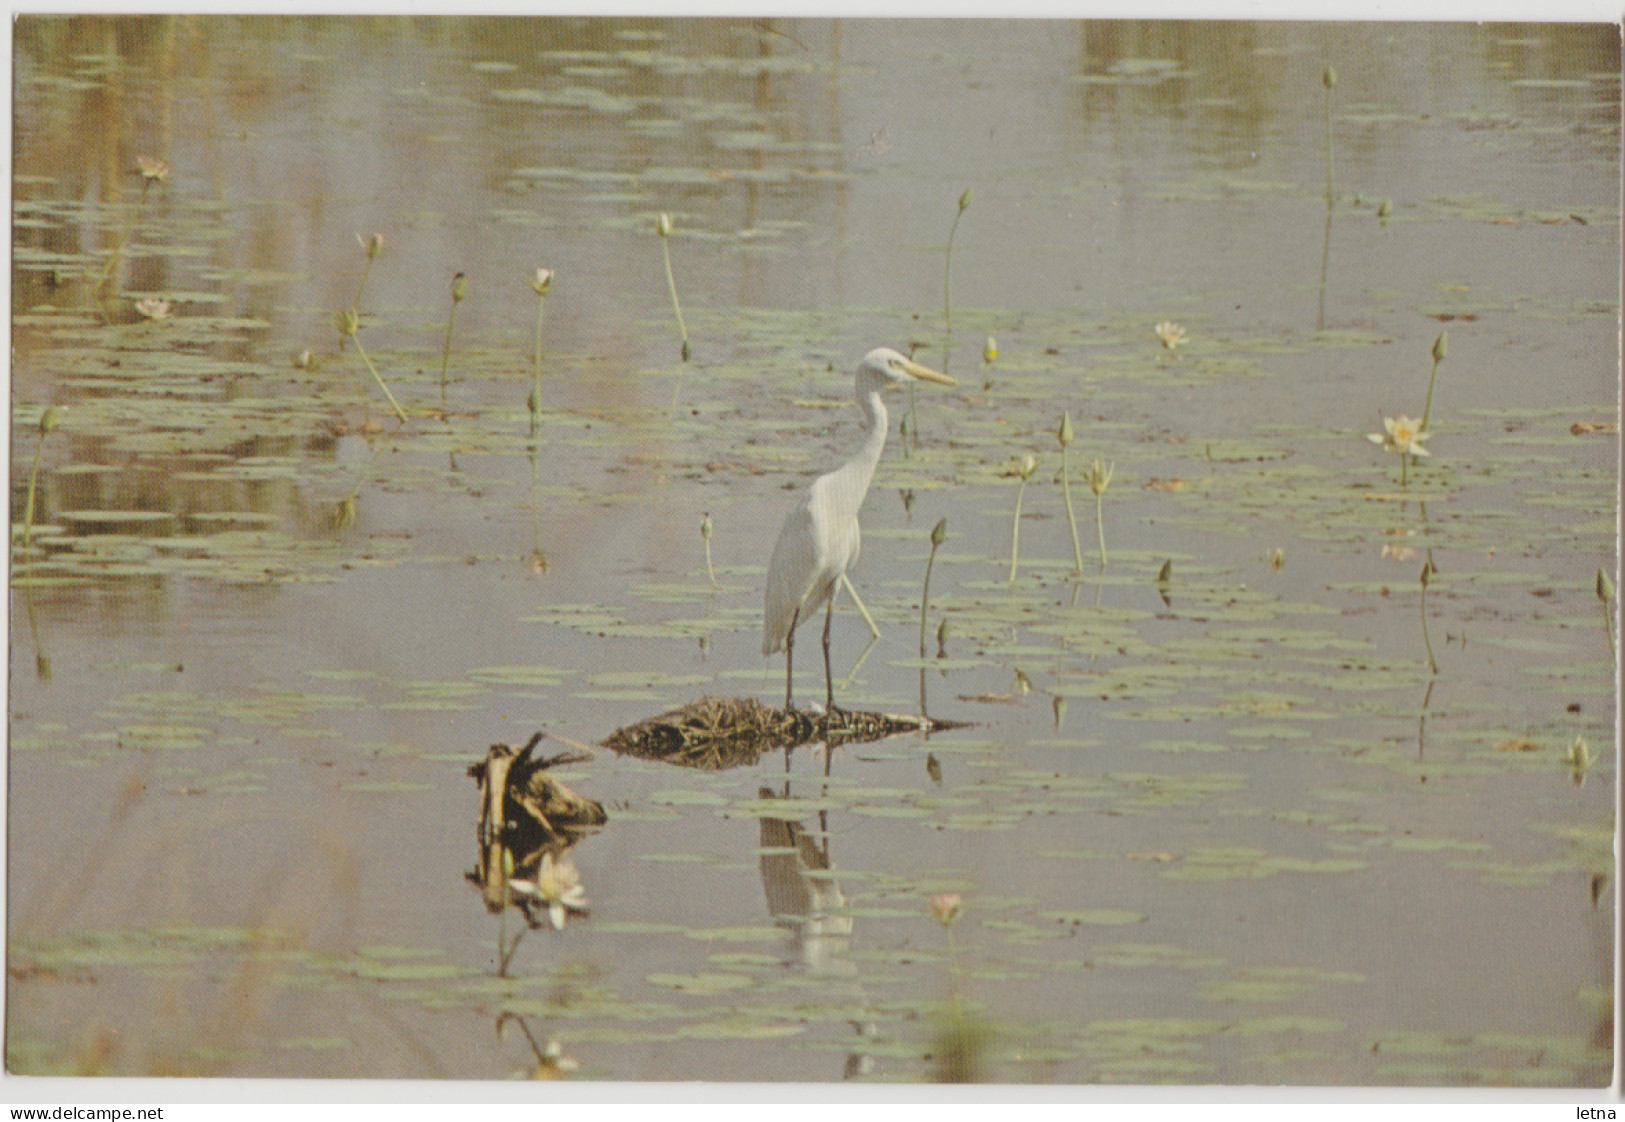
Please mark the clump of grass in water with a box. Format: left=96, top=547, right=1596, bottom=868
left=656, top=214, right=689, bottom=362
left=1086, top=457, right=1114, bottom=570
left=1056, top=412, right=1084, bottom=574
left=1006, top=453, right=1038, bottom=582
left=336, top=309, right=407, bottom=423
left=1597, top=569, right=1616, bottom=666
left=439, top=272, right=466, bottom=410
left=17, top=406, right=60, bottom=549
left=528, top=268, right=553, bottom=436
left=919, top=517, right=947, bottom=659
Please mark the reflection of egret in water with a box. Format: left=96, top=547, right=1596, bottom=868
left=763, top=347, right=955, bottom=712
left=756, top=786, right=876, bottom=1079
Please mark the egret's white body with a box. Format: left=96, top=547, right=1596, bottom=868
left=763, top=346, right=955, bottom=710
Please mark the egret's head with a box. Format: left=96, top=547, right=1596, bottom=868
left=858, top=347, right=956, bottom=392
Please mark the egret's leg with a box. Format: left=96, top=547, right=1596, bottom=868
left=822, top=593, right=837, bottom=713
left=784, top=607, right=800, bottom=711
left=838, top=572, right=881, bottom=639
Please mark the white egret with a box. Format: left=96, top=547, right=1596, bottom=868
left=763, top=347, right=956, bottom=711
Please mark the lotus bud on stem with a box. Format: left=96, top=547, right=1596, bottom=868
left=337, top=308, right=407, bottom=423
left=1007, top=453, right=1038, bottom=582
left=439, top=271, right=466, bottom=409
left=1322, top=65, right=1336, bottom=207
left=656, top=214, right=689, bottom=362
left=1421, top=329, right=1446, bottom=432
left=1057, top=412, right=1084, bottom=574
left=1086, top=457, right=1114, bottom=570
left=982, top=335, right=997, bottom=390
left=528, top=268, right=554, bottom=434
left=920, top=517, right=948, bottom=659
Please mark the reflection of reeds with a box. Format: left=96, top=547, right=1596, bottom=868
left=354, top=232, right=383, bottom=312
left=93, top=158, right=167, bottom=305
left=18, top=406, right=59, bottom=549
left=1419, top=556, right=1438, bottom=675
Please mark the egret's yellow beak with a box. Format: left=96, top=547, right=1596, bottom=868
left=901, top=358, right=956, bottom=386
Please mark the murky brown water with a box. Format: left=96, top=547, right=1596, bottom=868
left=9, top=16, right=1619, bottom=1085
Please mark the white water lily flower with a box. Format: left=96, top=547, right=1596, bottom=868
left=134, top=297, right=172, bottom=321
left=1154, top=320, right=1187, bottom=349
left=517, top=852, right=587, bottom=930
left=1368, top=414, right=1430, bottom=457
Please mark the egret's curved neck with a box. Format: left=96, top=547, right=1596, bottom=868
left=821, top=384, right=890, bottom=525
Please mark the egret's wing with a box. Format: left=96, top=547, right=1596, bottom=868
left=763, top=495, right=825, bottom=655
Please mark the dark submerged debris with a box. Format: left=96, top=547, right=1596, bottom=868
left=602, top=695, right=968, bottom=769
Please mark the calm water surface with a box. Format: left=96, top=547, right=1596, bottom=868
left=9, top=16, right=1619, bottom=1084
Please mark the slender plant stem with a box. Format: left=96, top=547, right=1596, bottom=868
left=94, top=179, right=151, bottom=300
left=1420, top=562, right=1438, bottom=676
left=661, top=237, right=688, bottom=359
left=1318, top=70, right=1334, bottom=332
left=919, top=540, right=941, bottom=659
left=20, top=435, right=46, bottom=548
left=439, top=301, right=460, bottom=410
left=1323, top=86, right=1334, bottom=208
left=943, top=207, right=964, bottom=375
left=531, top=295, right=546, bottom=436
left=354, top=255, right=375, bottom=314
left=1604, top=598, right=1617, bottom=667
left=840, top=572, right=882, bottom=640
left=1007, top=477, right=1028, bottom=582
left=1093, top=490, right=1108, bottom=570
left=1060, top=446, right=1083, bottom=574
left=1421, top=355, right=1442, bottom=430
left=351, top=334, right=408, bottom=423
